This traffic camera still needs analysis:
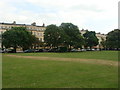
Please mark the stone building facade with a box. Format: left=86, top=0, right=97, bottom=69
left=0, top=22, right=106, bottom=49
left=80, top=29, right=106, bottom=49
left=0, top=21, right=46, bottom=48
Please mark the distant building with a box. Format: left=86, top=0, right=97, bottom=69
left=0, top=22, right=107, bottom=49
left=80, top=29, right=106, bottom=49
left=96, top=32, right=106, bottom=48
left=0, top=21, right=46, bottom=48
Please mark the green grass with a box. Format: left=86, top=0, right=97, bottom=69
left=2, top=51, right=118, bottom=88
left=7, top=51, right=119, bottom=61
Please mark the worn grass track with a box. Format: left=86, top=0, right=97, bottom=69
left=6, top=55, right=118, bottom=66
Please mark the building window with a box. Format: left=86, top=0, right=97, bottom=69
left=39, top=29, right=42, bottom=31
left=34, top=32, right=36, bottom=35
left=39, top=38, right=42, bottom=41
left=39, top=33, right=42, bottom=36
left=1, top=31, right=3, bottom=34
left=37, top=33, right=39, bottom=36
left=9, top=26, right=11, bottom=29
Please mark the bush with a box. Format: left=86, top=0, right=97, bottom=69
left=58, top=47, right=67, bottom=52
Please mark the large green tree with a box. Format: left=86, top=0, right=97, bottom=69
left=2, top=27, right=38, bottom=52
left=44, top=24, right=65, bottom=48
left=83, top=31, right=98, bottom=49
left=106, top=29, right=120, bottom=49
left=59, top=23, right=84, bottom=49
left=100, top=37, right=106, bottom=49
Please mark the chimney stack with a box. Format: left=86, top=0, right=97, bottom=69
left=31, top=22, right=36, bottom=26
left=42, top=23, right=45, bottom=27
left=13, top=21, right=16, bottom=24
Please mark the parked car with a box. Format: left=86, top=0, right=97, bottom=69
left=48, top=48, right=58, bottom=52
left=96, top=49, right=100, bottom=51
left=81, top=49, right=86, bottom=51
left=71, top=49, right=78, bottom=52
left=0, top=48, right=6, bottom=53
left=86, top=49, right=91, bottom=51
left=24, top=49, right=35, bottom=53
left=38, top=49, right=44, bottom=52
left=91, top=49, right=95, bottom=51
left=35, top=49, right=43, bottom=52
left=34, top=49, right=39, bottom=52
left=7, top=49, right=16, bottom=53
left=43, top=49, right=50, bottom=52
left=0, top=49, right=5, bottom=53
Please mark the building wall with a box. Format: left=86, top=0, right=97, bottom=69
left=80, top=29, right=106, bottom=48
left=0, top=22, right=46, bottom=48
left=0, top=22, right=107, bottom=49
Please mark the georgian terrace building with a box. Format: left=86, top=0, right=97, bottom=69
left=0, top=22, right=106, bottom=49
left=0, top=21, right=46, bottom=48
left=80, top=29, right=106, bottom=49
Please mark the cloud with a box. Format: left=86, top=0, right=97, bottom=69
left=0, top=0, right=119, bottom=34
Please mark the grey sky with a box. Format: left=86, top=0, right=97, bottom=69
left=0, top=0, right=119, bottom=34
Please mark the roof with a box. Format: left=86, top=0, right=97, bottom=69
left=0, top=22, right=45, bottom=27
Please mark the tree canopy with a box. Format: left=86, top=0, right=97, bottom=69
left=44, top=23, right=84, bottom=49
left=59, top=23, right=84, bottom=49
left=83, top=31, right=98, bottom=49
left=44, top=24, right=65, bottom=48
left=2, top=27, right=38, bottom=52
left=100, top=37, right=106, bottom=49
left=106, top=29, right=120, bottom=49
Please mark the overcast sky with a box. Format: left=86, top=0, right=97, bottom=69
left=0, top=0, right=119, bottom=34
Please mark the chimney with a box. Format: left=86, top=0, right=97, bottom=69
left=42, top=23, right=45, bottom=27
left=13, top=21, right=16, bottom=24
left=31, top=22, right=36, bottom=26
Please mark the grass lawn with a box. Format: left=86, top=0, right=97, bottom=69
left=2, top=51, right=118, bottom=88
left=7, top=51, right=119, bottom=61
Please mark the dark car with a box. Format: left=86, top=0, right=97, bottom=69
left=24, top=49, right=35, bottom=53
left=0, top=49, right=5, bottom=53
left=48, top=48, right=58, bottom=52
left=7, top=49, right=16, bottom=53
left=71, top=49, right=78, bottom=52
left=38, top=49, right=43, bottom=52
left=43, top=49, right=50, bottom=52
left=0, top=48, right=7, bottom=53
left=34, top=49, right=43, bottom=52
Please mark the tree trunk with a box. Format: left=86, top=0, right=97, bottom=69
left=90, top=46, right=92, bottom=50
left=13, top=47, right=17, bottom=53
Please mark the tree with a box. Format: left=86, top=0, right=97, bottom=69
left=100, top=37, right=106, bottom=49
left=2, top=27, right=38, bottom=52
left=83, top=31, right=98, bottom=49
left=2, top=28, right=20, bottom=52
left=59, top=23, right=84, bottom=49
left=106, top=29, right=120, bottom=49
left=31, top=36, right=43, bottom=49
left=44, top=24, right=65, bottom=48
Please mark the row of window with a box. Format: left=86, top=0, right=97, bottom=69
left=27, top=27, right=45, bottom=31
left=32, top=32, right=43, bottom=36
left=0, top=31, right=5, bottom=34
left=0, top=26, right=45, bottom=31
left=0, top=31, right=44, bottom=38
left=39, top=38, right=43, bottom=41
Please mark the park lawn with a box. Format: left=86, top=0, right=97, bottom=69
left=2, top=53, right=118, bottom=88
left=6, top=51, right=119, bottom=61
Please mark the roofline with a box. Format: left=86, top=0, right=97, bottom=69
left=0, top=22, right=45, bottom=27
